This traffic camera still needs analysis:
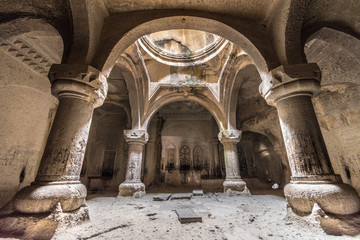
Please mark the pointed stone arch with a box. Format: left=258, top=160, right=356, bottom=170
left=193, top=146, right=204, bottom=170
left=179, top=145, right=191, bottom=171
left=165, top=144, right=176, bottom=171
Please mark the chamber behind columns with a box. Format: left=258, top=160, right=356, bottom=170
left=238, top=131, right=284, bottom=192
left=81, top=103, right=130, bottom=193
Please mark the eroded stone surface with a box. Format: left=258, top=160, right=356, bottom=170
left=0, top=204, right=89, bottom=240
left=171, top=193, right=193, bottom=200
left=192, top=190, right=204, bottom=196
left=176, top=208, right=202, bottom=223
left=153, top=194, right=172, bottom=201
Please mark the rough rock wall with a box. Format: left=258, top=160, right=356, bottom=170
left=0, top=44, right=57, bottom=208
left=306, top=28, right=360, bottom=194
left=314, top=86, right=360, bottom=194
left=239, top=132, right=284, bottom=186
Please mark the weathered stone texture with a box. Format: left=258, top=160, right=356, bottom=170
left=175, top=208, right=202, bottom=223
left=0, top=35, right=59, bottom=209
left=305, top=28, right=360, bottom=195
left=0, top=1, right=360, bottom=238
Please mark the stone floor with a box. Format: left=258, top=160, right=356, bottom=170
left=51, top=192, right=360, bottom=240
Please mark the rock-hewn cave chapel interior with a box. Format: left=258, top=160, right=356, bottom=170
left=0, top=1, right=360, bottom=239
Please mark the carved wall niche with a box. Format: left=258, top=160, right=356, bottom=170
left=179, top=145, right=191, bottom=171
left=193, top=146, right=203, bottom=170
left=165, top=144, right=176, bottom=171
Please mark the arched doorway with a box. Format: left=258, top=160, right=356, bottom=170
left=143, top=101, right=224, bottom=192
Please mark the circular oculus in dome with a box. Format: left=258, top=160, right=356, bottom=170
left=139, top=29, right=227, bottom=66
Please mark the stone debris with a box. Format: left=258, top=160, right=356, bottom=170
left=153, top=193, right=172, bottom=201
left=192, top=190, right=204, bottom=196
left=171, top=193, right=192, bottom=200
left=175, top=208, right=202, bottom=224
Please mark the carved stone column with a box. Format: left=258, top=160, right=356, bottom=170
left=13, top=64, right=107, bottom=213
left=260, top=63, right=359, bottom=215
left=118, top=129, right=148, bottom=197
left=218, top=130, right=247, bottom=192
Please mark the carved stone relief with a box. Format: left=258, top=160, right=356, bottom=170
left=179, top=145, right=191, bottom=171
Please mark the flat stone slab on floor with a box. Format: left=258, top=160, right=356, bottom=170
left=175, top=208, right=202, bottom=224
left=153, top=193, right=172, bottom=201
left=171, top=193, right=192, bottom=200
left=192, top=190, right=204, bottom=196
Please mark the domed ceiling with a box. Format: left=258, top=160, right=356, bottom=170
left=134, top=29, right=243, bottom=100
left=145, top=29, right=221, bottom=56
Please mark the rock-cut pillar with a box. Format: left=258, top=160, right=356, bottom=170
left=118, top=129, right=148, bottom=197
left=12, top=64, right=107, bottom=213
left=260, top=63, right=360, bottom=215
left=218, top=130, right=247, bottom=192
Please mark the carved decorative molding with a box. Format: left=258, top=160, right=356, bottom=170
left=259, top=63, right=321, bottom=106
left=179, top=145, right=191, bottom=167
left=218, top=129, right=242, bottom=144
left=124, top=129, right=149, bottom=144
left=49, top=64, right=108, bottom=108
left=0, top=39, right=52, bottom=76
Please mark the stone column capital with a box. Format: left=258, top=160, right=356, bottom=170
left=124, top=129, right=149, bottom=144
left=259, top=63, right=321, bottom=106
left=218, top=130, right=242, bottom=144
left=49, top=64, right=108, bottom=108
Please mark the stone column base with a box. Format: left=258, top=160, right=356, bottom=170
left=12, top=182, right=87, bottom=214
left=284, top=176, right=360, bottom=215
left=286, top=202, right=360, bottom=236
left=0, top=203, right=89, bottom=239
left=223, top=178, right=247, bottom=193
left=118, top=182, right=146, bottom=197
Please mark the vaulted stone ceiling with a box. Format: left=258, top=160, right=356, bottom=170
left=110, top=29, right=255, bottom=131
left=139, top=30, right=238, bottom=100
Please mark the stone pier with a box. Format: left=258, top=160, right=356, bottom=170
left=218, top=130, right=247, bottom=193
left=260, top=63, right=360, bottom=215
left=118, top=129, right=148, bottom=197
left=11, top=64, right=107, bottom=213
